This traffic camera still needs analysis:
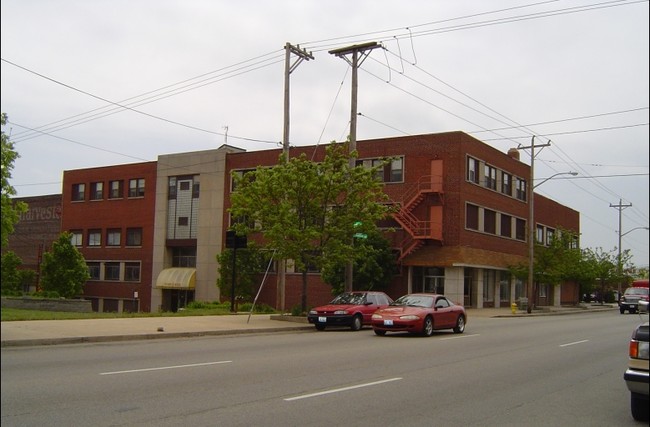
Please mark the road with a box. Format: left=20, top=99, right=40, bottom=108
left=1, top=311, right=646, bottom=426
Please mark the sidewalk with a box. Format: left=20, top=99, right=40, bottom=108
left=0, top=304, right=618, bottom=348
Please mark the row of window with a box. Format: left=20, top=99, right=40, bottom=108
left=71, top=178, right=146, bottom=202
left=70, top=228, right=143, bottom=247
left=87, top=261, right=141, bottom=282
left=467, top=156, right=527, bottom=201
left=466, top=203, right=527, bottom=241
left=230, top=156, right=405, bottom=192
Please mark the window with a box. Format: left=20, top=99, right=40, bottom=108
left=546, top=228, right=556, bottom=246
left=515, top=218, right=526, bottom=241
left=180, top=181, right=191, bottom=191
left=484, top=165, right=497, bottom=190
left=500, top=214, right=512, bottom=238
left=124, top=262, right=141, bottom=282
left=128, top=178, right=145, bottom=198
left=178, top=217, right=189, bottom=226
left=126, top=228, right=142, bottom=246
left=72, top=183, right=85, bottom=202
left=467, top=157, right=479, bottom=184
left=173, top=247, right=196, bottom=267
left=104, top=262, right=121, bottom=281
left=483, top=270, right=496, bottom=302
left=231, top=169, right=256, bottom=191
left=192, top=182, right=200, bottom=198
left=536, top=225, right=544, bottom=244
left=389, top=157, right=404, bottom=182
left=107, top=229, right=121, bottom=246
left=88, top=229, right=101, bottom=247
left=87, top=262, right=100, bottom=280
left=516, top=178, right=527, bottom=201
left=70, top=230, right=83, bottom=246
left=501, top=172, right=512, bottom=196
left=168, top=177, right=177, bottom=199
left=108, top=180, right=123, bottom=199
left=90, top=182, right=103, bottom=200
left=484, top=209, right=497, bottom=234
left=499, top=271, right=511, bottom=301
left=466, top=204, right=479, bottom=230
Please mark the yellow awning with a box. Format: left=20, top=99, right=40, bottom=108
left=156, top=268, right=196, bottom=289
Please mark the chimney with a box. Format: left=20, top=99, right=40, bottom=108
left=507, top=148, right=520, bottom=161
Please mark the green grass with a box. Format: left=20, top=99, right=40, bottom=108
left=0, top=306, right=240, bottom=321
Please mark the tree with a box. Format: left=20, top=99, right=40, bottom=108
left=1, top=250, right=23, bottom=294
left=509, top=228, right=585, bottom=306
left=229, top=142, right=393, bottom=312
left=321, top=229, right=398, bottom=295
left=1, top=113, right=27, bottom=248
left=40, top=232, right=90, bottom=298
left=216, top=244, right=270, bottom=302
left=581, top=247, right=632, bottom=303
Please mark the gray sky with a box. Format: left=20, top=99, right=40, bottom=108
left=1, top=0, right=648, bottom=268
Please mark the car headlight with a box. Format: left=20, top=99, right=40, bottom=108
left=334, top=310, right=348, bottom=315
left=372, top=313, right=383, bottom=320
left=308, top=310, right=317, bottom=315
left=399, top=315, right=420, bottom=321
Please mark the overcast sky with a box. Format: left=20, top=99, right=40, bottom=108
left=1, top=0, right=648, bottom=268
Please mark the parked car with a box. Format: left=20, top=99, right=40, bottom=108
left=371, top=293, right=466, bottom=337
left=619, top=284, right=650, bottom=314
left=307, top=291, right=393, bottom=331
left=623, top=300, right=649, bottom=421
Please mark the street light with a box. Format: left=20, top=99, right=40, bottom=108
left=527, top=171, right=578, bottom=313
left=616, top=226, right=650, bottom=298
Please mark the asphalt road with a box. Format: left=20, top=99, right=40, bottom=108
left=1, top=310, right=647, bottom=426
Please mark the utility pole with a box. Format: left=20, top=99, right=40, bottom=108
left=329, top=41, right=381, bottom=292
left=517, top=136, right=551, bottom=313
left=610, top=199, right=632, bottom=299
left=278, top=42, right=313, bottom=312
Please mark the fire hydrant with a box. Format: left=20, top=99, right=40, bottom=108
left=511, top=302, right=518, bottom=314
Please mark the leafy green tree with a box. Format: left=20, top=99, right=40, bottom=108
left=40, top=232, right=90, bottom=298
left=581, top=247, right=632, bottom=302
left=1, top=113, right=27, bottom=248
left=216, top=245, right=270, bottom=302
left=230, top=142, right=392, bottom=312
left=321, top=229, right=398, bottom=295
left=1, top=250, right=23, bottom=294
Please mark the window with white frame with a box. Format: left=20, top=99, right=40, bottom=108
left=515, top=177, right=527, bottom=201
left=107, top=229, right=121, bottom=247
left=128, top=178, right=145, bottom=198
left=467, top=157, right=479, bottom=184
left=484, top=165, right=497, bottom=190
left=88, top=229, right=101, bottom=247
left=501, top=172, right=512, bottom=196
left=90, top=182, right=103, bottom=200
left=72, top=183, right=85, bottom=202
left=70, top=230, right=83, bottom=246
left=108, top=180, right=123, bottom=199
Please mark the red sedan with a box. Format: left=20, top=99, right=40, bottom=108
left=371, top=293, right=466, bottom=336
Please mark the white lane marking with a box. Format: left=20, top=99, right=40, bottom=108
left=284, top=377, right=402, bottom=401
left=100, top=361, right=232, bottom=375
left=559, top=340, right=589, bottom=347
left=441, top=333, right=480, bottom=340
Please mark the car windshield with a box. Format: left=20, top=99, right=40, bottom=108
left=330, top=293, right=366, bottom=305
left=625, top=288, right=649, bottom=296
left=390, top=295, right=433, bottom=308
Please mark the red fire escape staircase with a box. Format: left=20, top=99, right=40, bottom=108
left=392, top=175, right=444, bottom=261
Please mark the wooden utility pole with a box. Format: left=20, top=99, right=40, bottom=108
left=278, top=42, right=313, bottom=312
left=517, top=136, right=550, bottom=313
left=329, top=41, right=381, bottom=292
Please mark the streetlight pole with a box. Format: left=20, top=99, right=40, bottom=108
left=616, top=225, right=650, bottom=298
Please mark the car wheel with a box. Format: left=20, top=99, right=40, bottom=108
left=315, top=324, right=326, bottom=331
left=422, top=316, right=434, bottom=337
left=374, top=329, right=386, bottom=336
left=350, top=314, right=363, bottom=331
left=620, top=307, right=625, bottom=314
left=453, top=315, right=465, bottom=334
left=631, top=392, right=649, bottom=421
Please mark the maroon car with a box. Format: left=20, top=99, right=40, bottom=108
left=371, top=293, right=466, bottom=336
left=307, top=291, right=393, bottom=331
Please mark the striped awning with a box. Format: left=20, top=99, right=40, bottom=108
left=156, top=268, right=196, bottom=289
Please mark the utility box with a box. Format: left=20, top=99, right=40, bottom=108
left=518, top=298, right=528, bottom=311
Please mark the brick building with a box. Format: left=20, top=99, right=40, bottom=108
left=4, top=194, right=62, bottom=292
left=225, top=131, right=580, bottom=310
left=54, top=131, right=579, bottom=313
left=61, top=161, right=157, bottom=312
